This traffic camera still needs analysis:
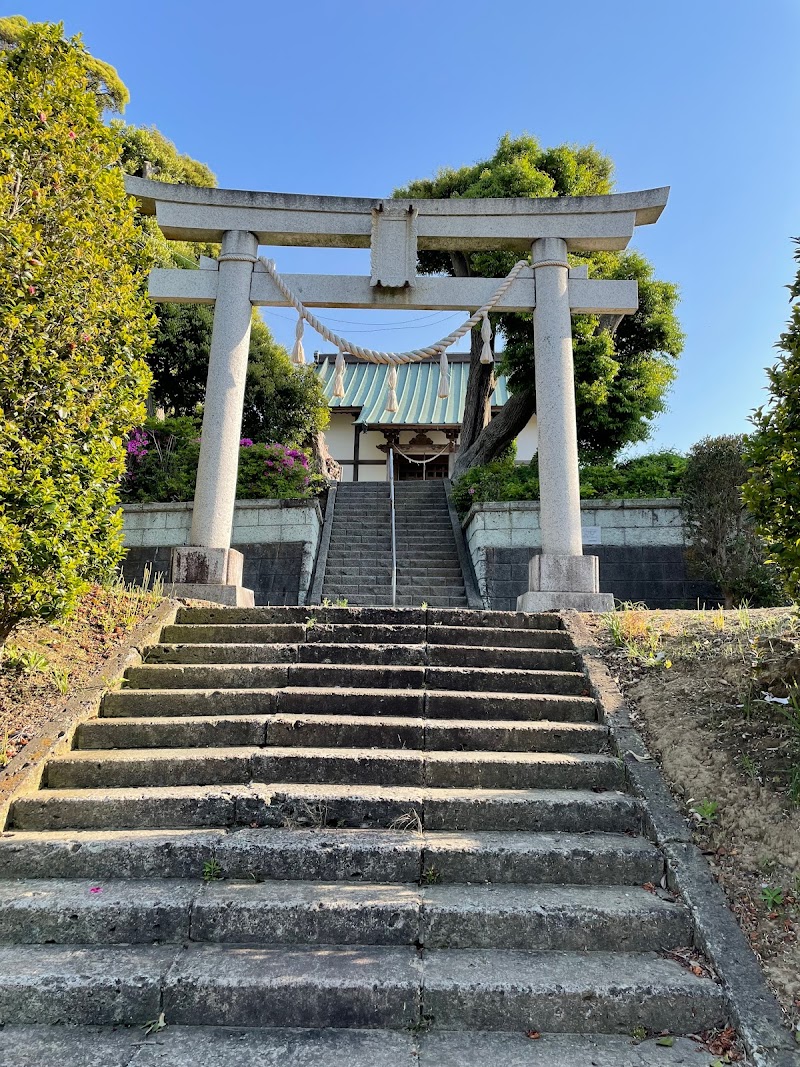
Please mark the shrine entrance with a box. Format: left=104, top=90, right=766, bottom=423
left=126, top=174, right=669, bottom=610
left=379, top=430, right=457, bottom=481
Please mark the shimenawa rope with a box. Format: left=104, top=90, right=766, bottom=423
left=258, top=257, right=528, bottom=411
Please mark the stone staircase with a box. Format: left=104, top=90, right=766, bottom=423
left=0, top=606, right=728, bottom=1065
left=321, top=482, right=468, bottom=607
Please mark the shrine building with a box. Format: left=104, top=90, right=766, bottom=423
left=314, top=350, right=538, bottom=481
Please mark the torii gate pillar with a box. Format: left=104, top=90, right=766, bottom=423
left=517, top=239, right=614, bottom=612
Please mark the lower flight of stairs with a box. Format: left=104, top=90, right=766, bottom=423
left=321, top=481, right=468, bottom=607
left=0, top=606, right=729, bottom=1065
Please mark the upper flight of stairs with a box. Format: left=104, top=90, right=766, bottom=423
left=321, top=481, right=469, bottom=607
left=0, top=606, right=728, bottom=1066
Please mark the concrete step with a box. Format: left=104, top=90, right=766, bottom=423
left=422, top=949, right=726, bottom=1033
left=174, top=606, right=424, bottom=626
left=44, top=747, right=624, bottom=791
left=9, top=783, right=641, bottom=832
left=159, top=622, right=572, bottom=649
left=101, top=687, right=598, bottom=723
left=145, top=641, right=587, bottom=673
left=0, top=943, right=725, bottom=1032
left=0, top=942, right=420, bottom=1027
left=123, top=663, right=588, bottom=696
left=0, top=829, right=664, bottom=885
left=429, top=625, right=572, bottom=649
left=0, top=880, right=691, bottom=951
left=0, top=1025, right=717, bottom=1067
left=397, top=598, right=469, bottom=608
left=171, top=606, right=560, bottom=629
left=77, top=714, right=608, bottom=754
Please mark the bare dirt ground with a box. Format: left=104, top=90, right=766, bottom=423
left=0, top=581, right=163, bottom=771
left=584, top=606, right=800, bottom=1032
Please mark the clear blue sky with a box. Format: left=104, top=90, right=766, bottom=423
left=16, top=0, right=800, bottom=454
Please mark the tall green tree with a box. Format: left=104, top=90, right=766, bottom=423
left=743, top=238, right=800, bottom=599
left=394, top=135, right=683, bottom=476
left=0, top=15, right=129, bottom=111
left=118, top=124, right=328, bottom=445
left=0, top=21, right=152, bottom=643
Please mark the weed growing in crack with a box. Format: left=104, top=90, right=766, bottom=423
left=202, top=858, right=223, bottom=882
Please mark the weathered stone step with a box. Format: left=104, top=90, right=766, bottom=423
left=0, top=828, right=664, bottom=885
left=0, top=1025, right=716, bottom=1067
left=0, top=942, right=419, bottom=1027
left=422, top=949, right=726, bottom=1033
left=322, top=585, right=466, bottom=600
left=9, top=783, right=641, bottom=832
left=0, top=944, right=725, bottom=1032
left=142, top=644, right=579, bottom=672
left=429, top=625, right=572, bottom=649
left=44, top=747, right=624, bottom=791
left=0, top=880, right=691, bottom=951
left=101, top=687, right=598, bottom=723
left=173, top=606, right=563, bottom=630
left=123, top=663, right=588, bottom=696
left=77, top=713, right=608, bottom=754
left=160, top=622, right=572, bottom=649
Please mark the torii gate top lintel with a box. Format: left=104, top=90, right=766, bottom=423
left=124, top=175, right=669, bottom=252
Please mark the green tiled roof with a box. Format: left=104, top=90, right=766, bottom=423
left=315, top=357, right=509, bottom=427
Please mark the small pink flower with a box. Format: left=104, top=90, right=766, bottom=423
left=468, top=487, right=476, bottom=495
left=27, top=286, right=35, bottom=295
left=80, top=332, right=90, bottom=343
left=38, top=111, right=47, bottom=123
left=89, top=886, right=102, bottom=894
left=68, top=130, right=76, bottom=139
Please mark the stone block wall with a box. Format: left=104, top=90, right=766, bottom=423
left=121, top=499, right=323, bottom=605
left=463, top=500, right=721, bottom=610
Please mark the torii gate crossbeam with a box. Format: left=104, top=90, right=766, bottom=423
left=126, top=176, right=669, bottom=611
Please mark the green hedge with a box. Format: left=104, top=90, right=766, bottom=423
left=451, top=451, right=686, bottom=516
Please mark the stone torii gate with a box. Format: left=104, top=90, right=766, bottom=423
left=125, top=176, right=669, bottom=611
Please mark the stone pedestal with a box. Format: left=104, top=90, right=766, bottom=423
left=168, top=547, right=254, bottom=607
left=517, top=554, right=614, bottom=613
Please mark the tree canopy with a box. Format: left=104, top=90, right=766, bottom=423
left=394, top=134, right=683, bottom=474
left=0, top=15, right=129, bottom=112
left=0, top=21, right=151, bottom=642
left=117, top=123, right=329, bottom=445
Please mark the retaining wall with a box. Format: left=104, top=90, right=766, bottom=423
left=463, top=499, right=721, bottom=610
left=121, top=499, right=323, bottom=605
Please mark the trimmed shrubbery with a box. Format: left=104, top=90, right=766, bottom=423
left=451, top=450, right=686, bottom=516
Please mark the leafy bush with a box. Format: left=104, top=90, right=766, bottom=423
left=121, top=417, right=201, bottom=503
left=236, top=443, right=324, bottom=500
left=451, top=451, right=686, bottom=516
left=744, top=238, right=800, bottom=601
left=682, top=435, right=784, bottom=607
left=0, top=23, right=152, bottom=645
left=121, top=418, right=323, bottom=503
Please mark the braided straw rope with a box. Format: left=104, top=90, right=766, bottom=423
left=258, top=256, right=529, bottom=366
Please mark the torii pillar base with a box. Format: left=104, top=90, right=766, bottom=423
left=168, top=547, right=255, bottom=607
left=517, top=554, right=614, bottom=613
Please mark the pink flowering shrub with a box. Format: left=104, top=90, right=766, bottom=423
left=121, top=417, right=322, bottom=502
left=237, top=443, right=323, bottom=500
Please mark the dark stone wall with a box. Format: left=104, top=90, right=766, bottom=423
left=123, top=543, right=305, bottom=606
left=484, top=545, right=722, bottom=611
